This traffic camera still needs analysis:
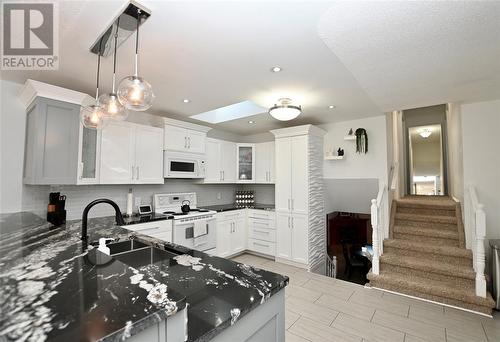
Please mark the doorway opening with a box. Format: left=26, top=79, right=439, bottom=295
left=403, top=105, right=448, bottom=196
left=408, top=124, right=444, bottom=195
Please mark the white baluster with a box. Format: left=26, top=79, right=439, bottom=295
left=475, top=204, right=487, bottom=297
left=371, top=199, right=380, bottom=275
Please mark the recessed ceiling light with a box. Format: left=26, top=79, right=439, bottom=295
left=248, top=120, right=255, bottom=124
left=271, top=66, right=282, bottom=73
left=328, top=105, right=336, bottom=109
left=183, top=99, right=190, bottom=103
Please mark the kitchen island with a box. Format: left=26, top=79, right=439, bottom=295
left=0, top=212, right=288, bottom=342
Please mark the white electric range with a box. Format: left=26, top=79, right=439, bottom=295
left=153, top=192, right=217, bottom=254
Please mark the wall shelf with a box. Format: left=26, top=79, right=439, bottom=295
left=324, top=155, right=344, bottom=160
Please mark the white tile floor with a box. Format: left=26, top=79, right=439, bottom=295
left=231, top=253, right=500, bottom=342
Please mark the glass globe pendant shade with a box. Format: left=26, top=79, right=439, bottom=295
left=98, top=93, right=128, bottom=121
left=80, top=103, right=107, bottom=130
left=117, top=75, right=154, bottom=111
left=268, top=98, right=302, bottom=121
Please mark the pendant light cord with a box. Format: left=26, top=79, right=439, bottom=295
left=95, top=38, right=103, bottom=100
left=112, top=18, right=120, bottom=93
left=135, top=10, right=141, bottom=76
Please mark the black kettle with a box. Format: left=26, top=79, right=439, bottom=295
left=181, top=200, right=191, bottom=213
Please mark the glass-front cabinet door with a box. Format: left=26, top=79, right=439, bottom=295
left=78, top=124, right=101, bottom=184
left=237, top=144, right=255, bottom=183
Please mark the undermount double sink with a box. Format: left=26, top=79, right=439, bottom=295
left=107, top=240, right=181, bottom=268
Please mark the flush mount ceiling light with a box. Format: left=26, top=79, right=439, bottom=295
left=117, top=8, right=154, bottom=111
left=248, top=120, right=255, bottom=124
left=80, top=39, right=107, bottom=130
left=183, top=99, right=190, bottom=103
left=419, top=129, right=432, bottom=138
left=268, top=98, right=302, bottom=121
left=99, top=19, right=127, bottom=120
left=271, top=66, right=282, bottom=73
left=328, top=105, right=336, bottom=109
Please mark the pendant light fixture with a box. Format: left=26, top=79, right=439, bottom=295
left=80, top=39, right=106, bottom=129
left=117, top=9, right=154, bottom=111
left=268, top=98, right=302, bottom=121
left=99, top=19, right=128, bottom=120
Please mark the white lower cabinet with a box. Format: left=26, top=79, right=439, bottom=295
left=121, top=220, right=173, bottom=242
left=216, top=210, right=246, bottom=257
left=276, top=212, right=308, bottom=265
left=216, top=209, right=277, bottom=258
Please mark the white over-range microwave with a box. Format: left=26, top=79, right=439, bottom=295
left=163, top=151, right=206, bottom=178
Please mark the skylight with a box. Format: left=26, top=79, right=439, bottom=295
left=189, top=100, right=266, bottom=124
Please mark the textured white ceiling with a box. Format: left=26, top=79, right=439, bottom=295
left=1, top=1, right=381, bottom=135
left=318, top=1, right=500, bottom=112
left=2, top=1, right=499, bottom=135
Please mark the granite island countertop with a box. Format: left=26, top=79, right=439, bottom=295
left=0, top=212, right=288, bottom=342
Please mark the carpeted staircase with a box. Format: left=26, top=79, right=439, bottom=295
left=368, top=196, right=495, bottom=314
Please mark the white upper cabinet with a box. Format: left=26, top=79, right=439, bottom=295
left=134, top=125, right=164, bottom=184
left=221, top=141, right=237, bottom=183
left=275, top=138, right=292, bottom=212
left=204, top=138, right=236, bottom=183
left=100, top=121, right=136, bottom=184
left=163, top=118, right=211, bottom=154
left=290, top=135, right=308, bottom=215
left=100, top=121, right=164, bottom=184
left=20, top=80, right=100, bottom=185
left=255, top=141, right=275, bottom=184
left=236, top=144, right=255, bottom=183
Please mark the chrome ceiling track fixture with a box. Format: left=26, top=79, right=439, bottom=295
left=268, top=97, right=302, bottom=121
left=84, top=1, right=153, bottom=129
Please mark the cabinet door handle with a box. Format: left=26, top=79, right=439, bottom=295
left=254, top=229, right=270, bottom=234
left=291, top=217, right=294, bottom=229
left=220, top=171, right=223, bottom=181
left=288, top=217, right=290, bottom=228
left=188, top=137, right=191, bottom=148
left=288, top=199, right=290, bottom=210
left=136, top=166, right=140, bottom=180
left=291, top=199, right=294, bottom=211
left=131, top=166, right=135, bottom=179
left=184, top=137, right=187, bottom=148
left=222, top=171, right=225, bottom=181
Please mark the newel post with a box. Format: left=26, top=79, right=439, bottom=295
left=371, top=199, right=380, bottom=275
left=475, top=204, right=487, bottom=297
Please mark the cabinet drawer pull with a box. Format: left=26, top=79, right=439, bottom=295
left=253, top=229, right=270, bottom=234
left=253, top=242, right=269, bottom=248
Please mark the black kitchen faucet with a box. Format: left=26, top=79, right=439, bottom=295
left=81, top=199, right=125, bottom=248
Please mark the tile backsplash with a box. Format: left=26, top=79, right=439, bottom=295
left=29, top=180, right=275, bottom=220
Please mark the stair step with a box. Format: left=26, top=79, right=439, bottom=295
left=367, top=271, right=495, bottom=315
left=396, top=206, right=456, bottom=217
left=393, top=225, right=458, bottom=240
left=393, top=218, right=457, bottom=231
left=380, top=254, right=475, bottom=286
left=383, top=239, right=472, bottom=266
left=395, top=212, right=457, bottom=225
left=396, top=198, right=457, bottom=211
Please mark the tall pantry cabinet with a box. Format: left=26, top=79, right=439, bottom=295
left=271, top=125, right=326, bottom=271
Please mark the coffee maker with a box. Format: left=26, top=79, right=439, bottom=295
left=47, top=192, right=66, bottom=226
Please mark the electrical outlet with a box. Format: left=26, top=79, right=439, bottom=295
left=217, top=192, right=222, bottom=200
left=134, top=197, right=141, bottom=207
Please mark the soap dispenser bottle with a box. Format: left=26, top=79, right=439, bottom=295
left=97, top=238, right=113, bottom=255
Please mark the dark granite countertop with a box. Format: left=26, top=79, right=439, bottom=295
left=201, top=203, right=275, bottom=213
left=0, top=212, right=287, bottom=342
left=122, top=212, right=173, bottom=225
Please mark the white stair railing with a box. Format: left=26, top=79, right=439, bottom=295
left=371, top=184, right=388, bottom=275
left=466, top=186, right=487, bottom=298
